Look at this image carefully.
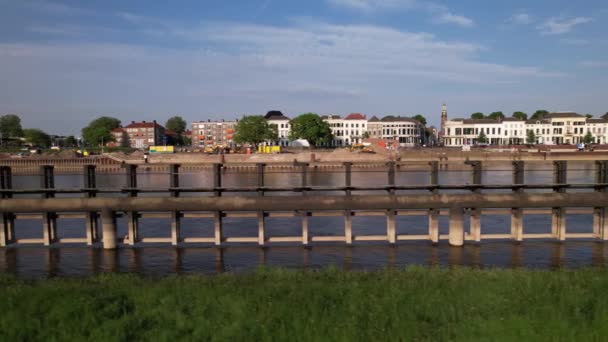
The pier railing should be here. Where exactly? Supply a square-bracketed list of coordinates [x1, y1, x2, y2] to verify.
[1, 160, 608, 249]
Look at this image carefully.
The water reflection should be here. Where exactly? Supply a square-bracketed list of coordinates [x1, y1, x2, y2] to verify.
[1, 242, 606, 278]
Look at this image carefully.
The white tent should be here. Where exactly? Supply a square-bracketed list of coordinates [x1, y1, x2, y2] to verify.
[291, 139, 310, 147]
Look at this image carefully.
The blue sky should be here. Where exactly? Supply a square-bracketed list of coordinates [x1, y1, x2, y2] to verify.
[1, 0, 607, 135]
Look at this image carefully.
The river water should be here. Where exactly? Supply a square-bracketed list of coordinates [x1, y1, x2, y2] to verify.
[3, 161, 607, 278]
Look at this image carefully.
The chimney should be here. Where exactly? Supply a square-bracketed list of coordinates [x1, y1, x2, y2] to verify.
[131, 121, 135, 124]
[143, 120, 146, 123]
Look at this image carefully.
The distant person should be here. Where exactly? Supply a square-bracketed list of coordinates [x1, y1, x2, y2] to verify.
[144, 153, 148, 163]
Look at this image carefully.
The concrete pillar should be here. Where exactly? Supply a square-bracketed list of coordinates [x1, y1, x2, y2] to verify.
[448, 207, 464, 247]
[171, 211, 180, 246]
[345, 210, 352, 244]
[127, 212, 139, 245]
[0, 214, 14, 247]
[214, 211, 223, 246]
[469, 208, 481, 242]
[386, 210, 396, 244]
[85, 212, 97, 246]
[101, 209, 117, 249]
[257, 212, 265, 246]
[301, 212, 309, 245]
[510, 208, 523, 241]
[428, 209, 439, 243]
[593, 208, 608, 240]
[552, 208, 566, 241]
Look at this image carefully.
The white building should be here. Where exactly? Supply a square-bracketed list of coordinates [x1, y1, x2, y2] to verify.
[443, 112, 608, 146]
[264, 111, 291, 147]
[323, 113, 368, 146]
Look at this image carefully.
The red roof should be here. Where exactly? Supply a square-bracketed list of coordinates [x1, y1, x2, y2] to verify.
[345, 113, 366, 120]
[124, 121, 165, 129]
[111, 128, 124, 133]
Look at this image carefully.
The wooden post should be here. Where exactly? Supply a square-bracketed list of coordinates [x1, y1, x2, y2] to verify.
[428, 209, 439, 243]
[0, 166, 14, 246]
[257, 212, 266, 246]
[387, 161, 396, 194]
[125, 164, 138, 246]
[257, 163, 265, 245]
[552, 161, 567, 240]
[101, 208, 117, 249]
[41, 165, 56, 246]
[212, 163, 223, 245]
[465, 161, 481, 242]
[84, 165, 98, 246]
[429, 161, 439, 193]
[345, 210, 352, 244]
[386, 210, 396, 244]
[449, 206, 464, 247]
[344, 162, 352, 195]
[511, 161, 524, 241]
[170, 164, 180, 246]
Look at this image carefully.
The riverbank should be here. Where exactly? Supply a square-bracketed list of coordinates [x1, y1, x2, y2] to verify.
[2, 267, 608, 340]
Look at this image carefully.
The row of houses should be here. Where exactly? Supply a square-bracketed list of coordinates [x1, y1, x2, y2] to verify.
[442, 112, 608, 146]
[111, 120, 193, 149]
[191, 111, 427, 149]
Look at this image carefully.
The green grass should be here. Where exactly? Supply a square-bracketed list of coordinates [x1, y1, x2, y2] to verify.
[2, 266, 608, 341]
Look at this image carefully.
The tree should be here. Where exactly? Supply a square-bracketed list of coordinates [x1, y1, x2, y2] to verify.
[362, 131, 370, 139]
[233, 115, 278, 147]
[0, 114, 24, 138]
[585, 114, 593, 119]
[488, 111, 505, 120]
[412, 114, 427, 126]
[165, 116, 187, 135]
[289, 113, 333, 147]
[64, 136, 78, 147]
[526, 130, 537, 144]
[583, 131, 594, 144]
[530, 110, 549, 121]
[476, 131, 488, 144]
[23, 128, 51, 148]
[512, 111, 528, 121]
[470, 112, 485, 119]
[82, 116, 121, 146]
[182, 136, 192, 146]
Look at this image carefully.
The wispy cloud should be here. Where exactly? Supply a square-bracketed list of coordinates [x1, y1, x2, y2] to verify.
[560, 38, 590, 45]
[326, 0, 416, 11]
[537, 17, 593, 35]
[579, 60, 608, 68]
[435, 12, 474, 27]
[327, 0, 474, 27]
[507, 12, 533, 25]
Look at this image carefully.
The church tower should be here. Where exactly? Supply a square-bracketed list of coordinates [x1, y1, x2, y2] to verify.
[440, 103, 447, 135]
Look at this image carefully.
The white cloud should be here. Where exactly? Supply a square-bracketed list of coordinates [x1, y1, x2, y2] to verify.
[436, 12, 474, 27]
[508, 12, 533, 25]
[579, 60, 608, 68]
[327, 0, 474, 27]
[537, 17, 593, 35]
[327, 0, 416, 11]
[0, 20, 564, 133]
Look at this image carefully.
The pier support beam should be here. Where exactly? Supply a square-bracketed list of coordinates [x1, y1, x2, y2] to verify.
[428, 209, 439, 243]
[257, 212, 266, 246]
[125, 165, 138, 245]
[171, 211, 181, 246]
[449, 207, 464, 247]
[0, 166, 14, 246]
[213, 211, 223, 246]
[469, 208, 481, 242]
[101, 209, 117, 250]
[300, 212, 309, 245]
[593, 208, 608, 240]
[84, 165, 98, 246]
[552, 208, 566, 241]
[41, 165, 56, 245]
[386, 210, 396, 244]
[345, 210, 353, 244]
[511, 208, 523, 241]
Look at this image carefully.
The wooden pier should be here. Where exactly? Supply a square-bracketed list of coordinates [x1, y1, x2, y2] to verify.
[1, 160, 608, 249]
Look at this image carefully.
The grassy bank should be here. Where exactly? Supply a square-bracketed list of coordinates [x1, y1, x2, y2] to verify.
[2, 267, 608, 341]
